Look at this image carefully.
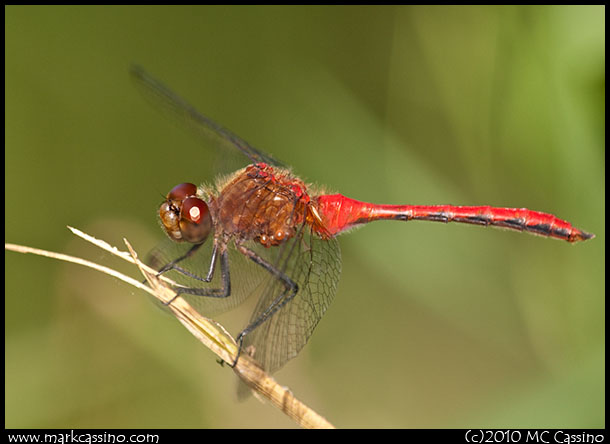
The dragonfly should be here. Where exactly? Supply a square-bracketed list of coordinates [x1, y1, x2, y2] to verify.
[131, 66, 594, 380]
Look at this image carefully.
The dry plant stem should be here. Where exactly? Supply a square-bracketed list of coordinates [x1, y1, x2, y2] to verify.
[5, 227, 335, 429]
[232, 353, 334, 428]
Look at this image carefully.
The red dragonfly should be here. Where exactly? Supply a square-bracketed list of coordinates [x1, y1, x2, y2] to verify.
[132, 66, 594, 378]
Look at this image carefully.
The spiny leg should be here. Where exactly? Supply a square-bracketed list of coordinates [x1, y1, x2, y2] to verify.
[230, 243, 299, 367]
[165, 244, 231, 304]
[157, 242, 220, 283]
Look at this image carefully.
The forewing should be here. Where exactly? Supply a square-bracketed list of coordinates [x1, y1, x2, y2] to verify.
[131, 65, 285, 171]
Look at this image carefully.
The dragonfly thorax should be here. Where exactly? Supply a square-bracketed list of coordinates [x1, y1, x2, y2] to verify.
[213, 163, 311, 247]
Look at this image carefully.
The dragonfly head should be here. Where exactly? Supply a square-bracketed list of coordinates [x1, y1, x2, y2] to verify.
[159, 183, 212, 244]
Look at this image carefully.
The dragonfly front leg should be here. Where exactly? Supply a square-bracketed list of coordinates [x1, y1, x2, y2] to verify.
[164, 244, 232, 304]
[157, 242, 219, 283]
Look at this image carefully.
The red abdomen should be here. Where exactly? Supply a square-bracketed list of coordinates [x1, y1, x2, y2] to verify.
[314, 194, 594, 243]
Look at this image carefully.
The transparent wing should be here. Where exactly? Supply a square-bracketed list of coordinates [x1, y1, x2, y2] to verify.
[131, 65, 285, 170]
[241, 223, 342, 377]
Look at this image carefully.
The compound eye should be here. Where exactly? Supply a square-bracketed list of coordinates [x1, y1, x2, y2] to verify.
[179, 197, 212, 243]
[167, 183, 198, 201]
[159, 183, 211, 243]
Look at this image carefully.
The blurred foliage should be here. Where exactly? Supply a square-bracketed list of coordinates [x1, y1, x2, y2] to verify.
[5, 5, 604, 428]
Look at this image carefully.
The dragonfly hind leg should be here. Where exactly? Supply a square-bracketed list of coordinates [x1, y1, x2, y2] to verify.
[230, 243, 299, 368]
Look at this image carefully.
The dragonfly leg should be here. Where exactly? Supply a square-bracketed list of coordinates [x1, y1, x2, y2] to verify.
[229, 243, 299, 368]
[165, 245, 231, 304]
[155, 242, 220, 283]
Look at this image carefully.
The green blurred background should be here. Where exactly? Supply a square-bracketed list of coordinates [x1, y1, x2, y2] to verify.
[5, 6, 604, 428]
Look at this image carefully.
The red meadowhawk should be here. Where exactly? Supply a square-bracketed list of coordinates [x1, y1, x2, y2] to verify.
[131, 66, 594, 377]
